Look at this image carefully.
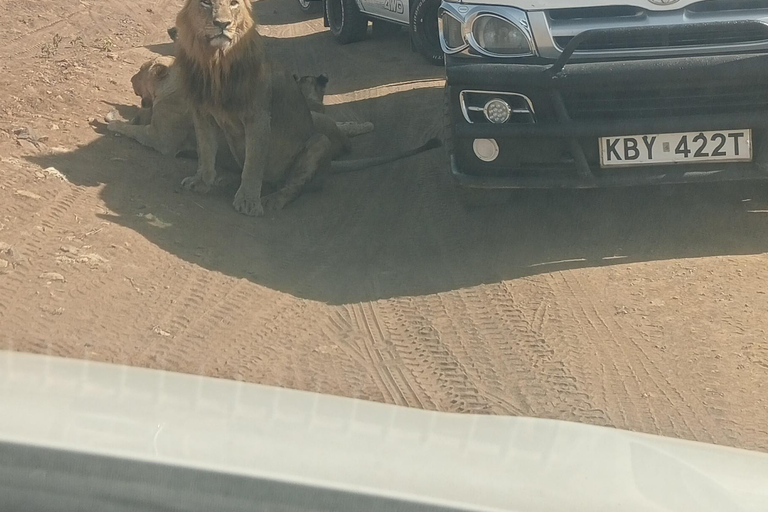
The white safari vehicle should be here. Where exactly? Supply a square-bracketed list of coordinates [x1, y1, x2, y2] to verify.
[299, 0, 444, 64]
[439, 0, 768, 191]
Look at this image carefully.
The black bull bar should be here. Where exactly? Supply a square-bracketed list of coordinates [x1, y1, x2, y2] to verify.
[447, 21, 768, 186]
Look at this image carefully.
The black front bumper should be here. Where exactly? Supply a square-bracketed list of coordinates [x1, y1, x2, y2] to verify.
[446, 51, 768, 188]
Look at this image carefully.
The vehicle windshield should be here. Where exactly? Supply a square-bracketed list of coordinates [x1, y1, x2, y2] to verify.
[1, 0, 768, 496]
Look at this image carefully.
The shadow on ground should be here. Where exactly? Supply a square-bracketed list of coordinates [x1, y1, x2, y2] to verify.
[254, 0, 324, 26]
[29, 83, 768, 304]
[26, 0, 768, 305]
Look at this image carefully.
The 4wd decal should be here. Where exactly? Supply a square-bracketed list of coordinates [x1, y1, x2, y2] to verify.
[383, 0, 404, 14]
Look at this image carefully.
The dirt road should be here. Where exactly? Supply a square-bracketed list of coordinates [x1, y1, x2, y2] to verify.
[1, 0, 768, 452]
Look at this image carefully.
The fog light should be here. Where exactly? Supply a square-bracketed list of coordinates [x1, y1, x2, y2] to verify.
[483, 98, 511, 124]
[473, 138, 500, 162]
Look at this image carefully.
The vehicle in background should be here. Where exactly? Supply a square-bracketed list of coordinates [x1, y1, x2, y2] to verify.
[297, 0, 323, 14]
[301, 0, 444, 64]
[440, 0, 768, 199]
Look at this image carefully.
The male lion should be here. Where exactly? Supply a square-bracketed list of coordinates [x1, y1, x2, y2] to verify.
[169, 4, 437, 215]
[174, 0, 337, 216]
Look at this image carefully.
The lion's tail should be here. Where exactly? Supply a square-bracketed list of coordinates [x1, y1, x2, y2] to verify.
[329, 138, 442, 175]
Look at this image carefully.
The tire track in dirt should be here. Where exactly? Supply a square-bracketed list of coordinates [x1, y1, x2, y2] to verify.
[317, 307, 394, 402]
[516, 274, 622, 425]
[0, 177, 98, 357]
[172, 280, 302, 378]
[479, 279, 609, 425]
[0, 161, 70, 233]
[549, 270, 720, 441]
[205, 297, 383, 400]
[340, 302, 429, 408]
[142, 269, 235, 371]
[430, 289, 529, 416]
[169, 278, 287, 376]
[373, 296, 496, 414]
[303, 305, 392, 400]
[618, 288, 755, 447]
[2, 10, 85, 59]
[547, 270, 673, 432]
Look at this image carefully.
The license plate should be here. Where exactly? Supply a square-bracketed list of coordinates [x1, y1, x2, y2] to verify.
[599, 130, 752, 168]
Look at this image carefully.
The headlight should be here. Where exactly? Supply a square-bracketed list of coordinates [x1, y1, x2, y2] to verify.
[471, 15, 532, 57]
[440, 12, 466, 53]
[439, 3, 535, 58]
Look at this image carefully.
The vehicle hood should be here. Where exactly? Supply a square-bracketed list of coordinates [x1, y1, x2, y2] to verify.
[454, 0, 702, 11]
[1, 350, 768, 512]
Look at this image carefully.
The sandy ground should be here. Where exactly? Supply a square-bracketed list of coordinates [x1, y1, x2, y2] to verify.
[1, 0, 768, 453]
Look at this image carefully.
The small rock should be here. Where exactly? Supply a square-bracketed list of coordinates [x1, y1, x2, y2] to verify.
[152, 326, 171, 337]
[59, 245, 79, 254]
[39, 272, 65, 282]
[77, 253, 108, 265]
[54, 95, 64, 101]
[13, 126, 47, 144]
[15, 189, 42, 200]
[106, 52, 118, 61]
[43, 166, 67, 181]
[140, 213, 171, 229]
[40, 305, 64, 315]
[0, 259, 8, 269]
[50, 123, 59, 130]
[0, 242, 10, 252]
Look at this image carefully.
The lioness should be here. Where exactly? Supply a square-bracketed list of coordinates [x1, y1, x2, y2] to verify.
[106, 56, 197, 158]
[107, 56, 370, 163]
[168, 5, 438, 215]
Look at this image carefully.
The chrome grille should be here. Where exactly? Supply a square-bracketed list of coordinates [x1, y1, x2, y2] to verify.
[554, 22, 768, 51]
[529, 0, 768, 59]
[562, 83, 768, 121]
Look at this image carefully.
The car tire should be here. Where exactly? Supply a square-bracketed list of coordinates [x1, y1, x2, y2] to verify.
[297, 0, 322, 14]
[410, 0, 444, 65]
[326, 0, 369, 44]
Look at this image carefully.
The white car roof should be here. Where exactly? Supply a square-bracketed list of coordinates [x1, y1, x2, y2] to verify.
[2, 350, 768, 512]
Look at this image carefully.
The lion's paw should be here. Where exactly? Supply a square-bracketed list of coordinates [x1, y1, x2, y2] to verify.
[181, 175, 211, 194]
[260, 192, 288, 212]
[233, 189, 264, 217]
